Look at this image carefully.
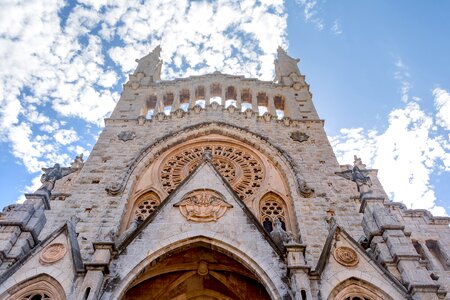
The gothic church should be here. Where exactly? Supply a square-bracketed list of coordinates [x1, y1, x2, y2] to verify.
[0, 47, 449, 300]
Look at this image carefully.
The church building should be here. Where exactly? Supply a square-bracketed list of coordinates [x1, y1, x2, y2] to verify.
[0, 47, 449, 300]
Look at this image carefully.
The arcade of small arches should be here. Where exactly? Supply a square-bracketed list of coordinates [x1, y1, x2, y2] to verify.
[139, 83, 289, 120]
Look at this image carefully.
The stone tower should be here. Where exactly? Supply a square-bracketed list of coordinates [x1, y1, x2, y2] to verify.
[0, 47, 449, 300]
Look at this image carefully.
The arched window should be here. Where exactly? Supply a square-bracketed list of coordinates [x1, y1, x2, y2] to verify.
[273, 95, 286, 119]
[257, 92, 269, 116]
[329, 278, 394, 300]
[146, 94, 157, 119]
[163, 92, 174, 115]
[133, 192, 161, 222]
[241, 88, 252, 111]
[179, 89, 190, 111]
[195, 86, 205, 107]
[6, 274, 66, 300]
[260, 193, 287, 233]
[210, 83, 222, 105]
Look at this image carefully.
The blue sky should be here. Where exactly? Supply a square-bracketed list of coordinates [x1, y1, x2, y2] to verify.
[0, 0, 449, 215]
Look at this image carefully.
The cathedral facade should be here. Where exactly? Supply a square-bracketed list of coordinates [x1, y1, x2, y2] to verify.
[0, 47, 449, 300]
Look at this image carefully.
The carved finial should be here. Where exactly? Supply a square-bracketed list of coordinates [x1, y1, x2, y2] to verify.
[134, 46, 163, 81]
[71, 153, 84, 169]
[353, 155, 366, 170]
[274, 47, 303, 88]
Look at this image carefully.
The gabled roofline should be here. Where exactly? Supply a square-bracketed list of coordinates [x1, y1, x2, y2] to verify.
[115, 158, 285, 258]
[313, 220, 409, 297]
[0, 219, 84, 285]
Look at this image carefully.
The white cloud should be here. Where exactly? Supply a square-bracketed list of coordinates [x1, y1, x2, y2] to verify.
[0, 0, 288, 205]
[331, 20, 343, 35]
[331, 99, 449, 216]
[433, 88, 450, 130]
[54, 129, 79, 145]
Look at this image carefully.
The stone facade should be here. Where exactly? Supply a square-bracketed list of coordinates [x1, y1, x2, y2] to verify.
[0, 47, 449, 300]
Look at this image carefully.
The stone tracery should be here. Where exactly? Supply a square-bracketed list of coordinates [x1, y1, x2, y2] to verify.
[160, 142, 265, 200]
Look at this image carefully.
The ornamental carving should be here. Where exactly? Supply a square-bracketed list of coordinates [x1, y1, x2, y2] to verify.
[290, 131, 309, 143]
[118, 131, 136, 142]
[333, 246, 359, 267]
[39, 243, 67, 265]
[160, 142, 265, 200]
[174, 189, 232, 222]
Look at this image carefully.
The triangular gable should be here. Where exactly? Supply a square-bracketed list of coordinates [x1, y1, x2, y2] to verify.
[314, 220, 409, 299]
[0, 219, 83, 290]
[116, 159, 283, 257]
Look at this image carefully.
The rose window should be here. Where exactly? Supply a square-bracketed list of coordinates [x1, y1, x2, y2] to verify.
[160, 143, 265, 200]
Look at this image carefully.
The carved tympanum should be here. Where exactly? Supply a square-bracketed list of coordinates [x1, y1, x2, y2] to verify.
[160, 142, 265, 200]
[174, 189, 232, 222]
[333, 246, 359, 267]
[40, 243, 67, 265]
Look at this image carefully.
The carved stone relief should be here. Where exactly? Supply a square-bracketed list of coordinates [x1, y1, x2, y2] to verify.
[290, 131, 309, 143]
[39, 243, 67, 265]
[118, 131, 136, 142]
[174, 189, 232, 222]
[333, 246, 359, 267]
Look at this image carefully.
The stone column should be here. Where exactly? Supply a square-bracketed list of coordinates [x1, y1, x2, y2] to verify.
[251, 90, 258, 113]
[286, 244, 312, 300]
[236, 87, 242, 110]
[267, 93, 276, 115]
[189, 87, 196, 109]
[171, 89, 180, 112]
[205, 84, 211, 105]
[155, 90, 164, 113]
[77, 242, 114, 300]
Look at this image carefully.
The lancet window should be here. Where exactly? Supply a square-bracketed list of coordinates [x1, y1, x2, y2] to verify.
[257, 92, 269, 116]
[241, 88, 252, 111]
[195, 86, 206, 107]
[274, 95, 286, 119]
[163, 92, 174, 114]
[225, 86, 237, 107]
[179, 89, 190, 111]
[210, 83, 222, 104]
[133, 192, 161, 222]
[260, 193, 287, 233]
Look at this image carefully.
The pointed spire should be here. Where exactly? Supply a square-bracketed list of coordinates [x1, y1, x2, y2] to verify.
[273, 47, 304, 89]
[134, 45, 163, 81]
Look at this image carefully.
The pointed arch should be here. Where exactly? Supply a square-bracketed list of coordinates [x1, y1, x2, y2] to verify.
[108, 236, 285, 300]
[115, 122, 310, 224]
[259, 191, 290, 233]
[328, 278, 394, 300]
[4, 274, 66, 300]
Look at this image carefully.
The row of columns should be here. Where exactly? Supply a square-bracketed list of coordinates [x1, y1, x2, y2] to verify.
[149, 87, 284, 117]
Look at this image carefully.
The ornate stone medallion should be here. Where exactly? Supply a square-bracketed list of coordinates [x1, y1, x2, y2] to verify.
[174, 189, 232, 222]
[160, 142, 265, 200]
[40, 243, 67, 265]
[333, 246, 359, 267]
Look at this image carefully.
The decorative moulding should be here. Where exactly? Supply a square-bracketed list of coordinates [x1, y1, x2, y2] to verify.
[174, 189, 233, 222]
[39, 243, 67, 265]
[333, 246, 359, 267]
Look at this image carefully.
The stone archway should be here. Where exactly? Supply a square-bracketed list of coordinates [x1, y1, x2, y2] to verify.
[122, 243, 272, 300]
